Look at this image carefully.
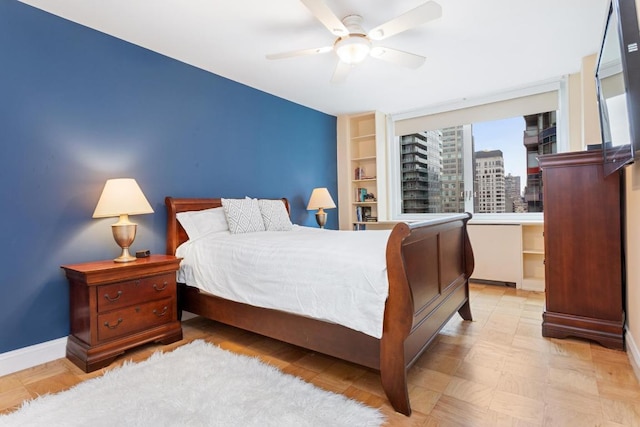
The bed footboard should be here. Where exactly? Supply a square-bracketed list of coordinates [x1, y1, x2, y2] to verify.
[381, 213, 474, 415]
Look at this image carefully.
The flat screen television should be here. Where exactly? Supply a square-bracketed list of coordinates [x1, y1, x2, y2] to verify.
[596, 0, 640, 176]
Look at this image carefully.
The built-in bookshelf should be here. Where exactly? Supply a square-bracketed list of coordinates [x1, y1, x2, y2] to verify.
[337, 111, 387, 230]
[521, 223, 545, 291]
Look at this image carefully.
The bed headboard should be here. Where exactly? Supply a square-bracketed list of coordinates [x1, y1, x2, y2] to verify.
[164, 197, 290, 255]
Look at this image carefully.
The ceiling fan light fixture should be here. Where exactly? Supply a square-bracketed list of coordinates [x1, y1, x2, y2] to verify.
[334, 36, 371, 65]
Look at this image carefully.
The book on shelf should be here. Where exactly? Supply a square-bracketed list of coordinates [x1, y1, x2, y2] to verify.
[354, 167, 376, 181]
[355, 206, 375, 223]
[362, 206, 372, 220]
[354, 187, 368, 202]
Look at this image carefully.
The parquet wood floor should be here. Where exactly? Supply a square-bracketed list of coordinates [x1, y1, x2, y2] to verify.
[1, 283, 639, 426]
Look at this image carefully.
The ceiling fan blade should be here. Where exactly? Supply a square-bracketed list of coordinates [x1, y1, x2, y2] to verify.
[300, 0, 349, 36]
[370, 46, 426, 68]
[266, 46, 333, 60]
[331, 61, 352, 84]
[368, 1, 442, 41]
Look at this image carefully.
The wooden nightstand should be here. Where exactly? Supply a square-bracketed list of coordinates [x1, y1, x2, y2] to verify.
[61, 254, 183, 372]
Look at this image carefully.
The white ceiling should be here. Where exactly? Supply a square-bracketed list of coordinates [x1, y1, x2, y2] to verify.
[20, 0, 609, 116]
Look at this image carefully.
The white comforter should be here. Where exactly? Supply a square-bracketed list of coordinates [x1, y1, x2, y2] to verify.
[176, 226, 392, 338]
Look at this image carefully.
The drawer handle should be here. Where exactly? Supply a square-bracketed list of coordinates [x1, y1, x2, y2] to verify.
[104, 291, 123, 302]
[153, 282, 168, 292]
[153, 306, 168, 317]
[104, 318, 123, 329]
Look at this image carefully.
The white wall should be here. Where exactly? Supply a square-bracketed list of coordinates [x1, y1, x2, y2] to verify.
[468, 224, 522, 287]
[628, 0, 640, 381]
[624, 158, 640, 376]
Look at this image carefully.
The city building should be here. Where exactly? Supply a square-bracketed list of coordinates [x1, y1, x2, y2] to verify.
[400, 131, 443, 213]
[504, 173, 527, 213]
[475, 150, 506, 213]
[441, 126, 467, 213]
[523, 111, 557, 212]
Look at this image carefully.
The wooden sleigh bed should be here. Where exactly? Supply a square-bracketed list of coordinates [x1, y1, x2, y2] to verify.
[165, 197, 474, 416]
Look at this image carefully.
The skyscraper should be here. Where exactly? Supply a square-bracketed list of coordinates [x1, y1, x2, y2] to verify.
[400, 131, 442, 213]
[504, 173, 527, 213]
[441, 126, 467, 213]
[475, 150, 506, 213]
[523, 111, 557, 212]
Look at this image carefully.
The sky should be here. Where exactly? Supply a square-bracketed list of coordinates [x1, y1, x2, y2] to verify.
[472, 116, 527, 193]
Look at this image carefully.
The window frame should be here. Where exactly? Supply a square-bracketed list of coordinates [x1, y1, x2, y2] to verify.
[386, 78, 568, 224]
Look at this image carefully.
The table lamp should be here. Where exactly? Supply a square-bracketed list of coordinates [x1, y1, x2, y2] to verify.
[93, 178, 154, 262]
[306, 187, 336, 228]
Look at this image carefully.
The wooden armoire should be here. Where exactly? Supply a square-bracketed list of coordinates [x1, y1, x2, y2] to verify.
[539, 150, 625, 350]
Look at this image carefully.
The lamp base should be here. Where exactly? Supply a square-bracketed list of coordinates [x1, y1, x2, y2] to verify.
[315, 210, 327, 229]
[114, 248, 137, 263]
[112, 222, 137, 263]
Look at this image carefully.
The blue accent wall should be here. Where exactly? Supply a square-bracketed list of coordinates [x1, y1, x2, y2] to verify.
[0, 1, 337, 353]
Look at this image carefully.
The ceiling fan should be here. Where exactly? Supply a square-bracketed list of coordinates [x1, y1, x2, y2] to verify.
[266, 0, 442, 83]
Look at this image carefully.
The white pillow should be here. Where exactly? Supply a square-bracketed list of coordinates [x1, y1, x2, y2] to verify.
[221, 197, 266, 234]
[259, 199, 293, 231]
[176, 207, 229, 240]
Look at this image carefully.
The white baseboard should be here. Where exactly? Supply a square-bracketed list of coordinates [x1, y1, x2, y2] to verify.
[0, 337, 67, 377]
[0, 314, 199, 378]
[626, 330, 640, 382]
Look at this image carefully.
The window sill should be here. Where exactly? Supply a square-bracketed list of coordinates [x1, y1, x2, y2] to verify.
[394, 212, 543, 225]
[468, 213, 543, 225]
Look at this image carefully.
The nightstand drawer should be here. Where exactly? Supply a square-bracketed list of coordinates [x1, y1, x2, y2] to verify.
[98, 297, 174, 342]
[97, 273, 176, 313]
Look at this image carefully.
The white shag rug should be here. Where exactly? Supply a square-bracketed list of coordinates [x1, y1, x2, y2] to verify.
[0, 340, 384, 427]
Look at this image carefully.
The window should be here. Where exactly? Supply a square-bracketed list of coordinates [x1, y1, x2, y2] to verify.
[389, 83, 564, 220]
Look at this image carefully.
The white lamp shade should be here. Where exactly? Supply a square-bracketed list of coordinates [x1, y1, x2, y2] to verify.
[93, 178, 154, 218]
[307, 188, 336, 210]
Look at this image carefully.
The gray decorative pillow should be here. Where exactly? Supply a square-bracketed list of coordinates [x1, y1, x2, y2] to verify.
[221, 198, 266, 234]
[259, 199, 293, 231]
